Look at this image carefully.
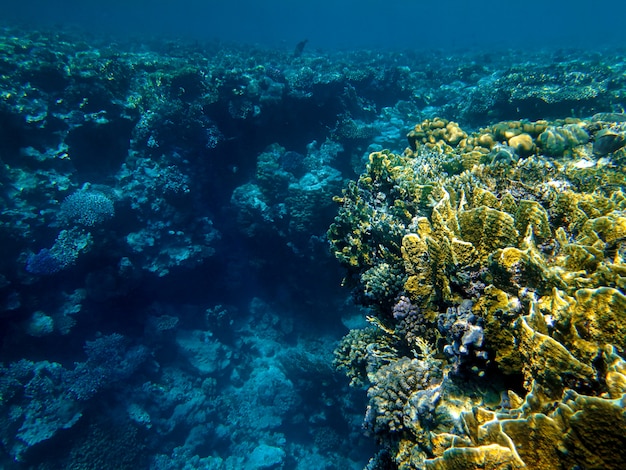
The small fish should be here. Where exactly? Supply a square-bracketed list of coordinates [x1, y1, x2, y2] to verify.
[592, 128, 626, 156]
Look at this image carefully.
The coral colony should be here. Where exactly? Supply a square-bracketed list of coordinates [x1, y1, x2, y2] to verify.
[330, 117, 626, 468]
[0, 24, 626, 470]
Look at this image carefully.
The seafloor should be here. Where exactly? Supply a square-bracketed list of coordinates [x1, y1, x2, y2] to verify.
[0, 25, 625, 469]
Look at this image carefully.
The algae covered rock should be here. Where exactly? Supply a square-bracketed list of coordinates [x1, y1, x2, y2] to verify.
[330, 116, 626, 469]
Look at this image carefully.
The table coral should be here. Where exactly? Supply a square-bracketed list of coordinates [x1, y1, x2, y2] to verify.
[330, 115, 626, 469]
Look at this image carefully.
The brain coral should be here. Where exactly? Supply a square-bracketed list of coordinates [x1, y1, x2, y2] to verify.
[330, 116, 626, 469]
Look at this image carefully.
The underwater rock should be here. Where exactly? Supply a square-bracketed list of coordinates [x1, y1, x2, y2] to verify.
[175, 329, 231, 375]
[248, 443, 286, 469]
[24, 311, 54, 337]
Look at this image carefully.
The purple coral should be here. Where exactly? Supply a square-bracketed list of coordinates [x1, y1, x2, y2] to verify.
[25, 248, 63, 275]
[438, 300, 487, 364]
[25, 229, 93, 275]
[392, 295, 418, 319]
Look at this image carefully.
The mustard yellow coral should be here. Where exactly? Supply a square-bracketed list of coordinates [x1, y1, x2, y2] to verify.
[330, 115, 626, 470]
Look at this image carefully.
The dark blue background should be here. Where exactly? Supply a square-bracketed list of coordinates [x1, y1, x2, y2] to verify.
[5, 0, 626, 50]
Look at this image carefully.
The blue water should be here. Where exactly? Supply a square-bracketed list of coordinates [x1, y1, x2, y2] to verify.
[5, 0, 626, 50]
[1, 1, 625, 469]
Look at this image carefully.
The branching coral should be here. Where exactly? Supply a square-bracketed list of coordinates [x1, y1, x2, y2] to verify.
[58, 188, 115, 227]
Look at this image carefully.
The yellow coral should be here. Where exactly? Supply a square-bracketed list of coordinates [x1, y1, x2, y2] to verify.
[425, 444, 522, 470]
[517, 314, 595, 393]
[331, 116, 626, 470]
[402, 231, 437, 306]
[514, 200, 551, 240]
[508, 133, 534, 156]
[570, 287, 626, 352]
[458, 206, 518, 258]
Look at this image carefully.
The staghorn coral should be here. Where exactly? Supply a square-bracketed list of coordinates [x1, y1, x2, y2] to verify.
[330, 115, 626, 469]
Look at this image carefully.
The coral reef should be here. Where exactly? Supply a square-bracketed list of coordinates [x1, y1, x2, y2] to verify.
[0, 334, 147, 461]
[330, 116, 626, 469]
[230, 141, 345, 254]
[2, 24, 626, 470]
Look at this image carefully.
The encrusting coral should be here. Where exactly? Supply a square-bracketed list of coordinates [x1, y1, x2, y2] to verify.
[330, 116, 626, 469]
